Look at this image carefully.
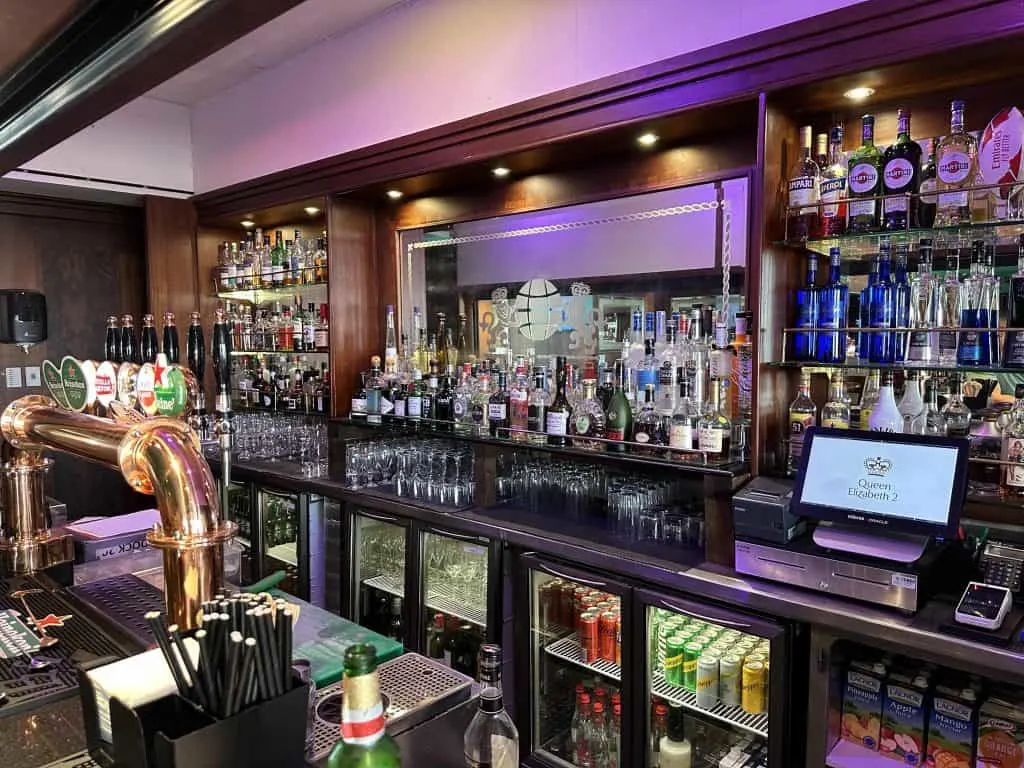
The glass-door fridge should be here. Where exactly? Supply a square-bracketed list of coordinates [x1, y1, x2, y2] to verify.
[417, 525, 501, 677]
[637, 587, 792, 768]
[225, 480, 255, 585]
[351, 507, 411, 647]
[517, 552, 632, 767]
[256, 486, 324, 602]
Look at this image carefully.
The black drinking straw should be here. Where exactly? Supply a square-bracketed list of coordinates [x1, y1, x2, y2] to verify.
[145, 611, 188, 698]
[168, 624, 206, 710]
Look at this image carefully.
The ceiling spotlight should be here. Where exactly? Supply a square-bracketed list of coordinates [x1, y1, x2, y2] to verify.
[492, 166, 511, 178]
[843, 86, 876, 101]
[386, 189, 403, 200]
[303, 206, 320, 216]
[637, 132, 659, 147]
[240, 219, 255, 228]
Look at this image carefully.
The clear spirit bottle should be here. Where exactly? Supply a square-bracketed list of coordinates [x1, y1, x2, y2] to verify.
[869, 239, 895, 363]
[898, 369, 925, 431]
[868, 370, 903, 433]
[384, 304, 398, 375]
[464, 645, 518, 768]
[847, 114, 883, 233]
[821, 371, 851, 429]
[858, 370, 881, 430]
[816, 247, 848, 364]
[935, 99, 978, 227]
[794, 253, 818, 361]
[1004, 234, 1024, 368]
[942, 375, 972, 438]
[938, 247, 963, 366]
[818, 124, 848, 237]
[787, 125, 821, 240]
[572, 379, 606, 451]
[911, 379, 947, 435]
[882, 108, 923, 230]
[669, 378, 700, 458]
[698, 379, 732, 462]
[958, 241, 988, 366]
[787, 372, 817, 474]
[908, 238, 938, 365]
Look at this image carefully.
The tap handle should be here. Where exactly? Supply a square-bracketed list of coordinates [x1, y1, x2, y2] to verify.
[212, 307, 232, 414]
[187, 311, 206, 382]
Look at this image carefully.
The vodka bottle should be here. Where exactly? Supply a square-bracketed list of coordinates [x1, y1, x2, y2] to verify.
[892, 243, 912, 362]
[869, 239, 895, 363]
[787, 372, 817, 474]
[958, 240, 988, 366]
[941, 375, 972, 438]
[937, 248, 963, 366]
[793, 253, 819, 361]
[464, 645, 518, 768]
[816, 247, 848, 364]
[908, 238, 938, 365]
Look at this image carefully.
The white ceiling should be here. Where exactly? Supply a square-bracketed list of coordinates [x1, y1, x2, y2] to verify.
[146, 0, 408, 106]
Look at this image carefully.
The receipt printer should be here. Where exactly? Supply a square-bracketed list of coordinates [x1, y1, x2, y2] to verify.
[732, 476, 805, 544]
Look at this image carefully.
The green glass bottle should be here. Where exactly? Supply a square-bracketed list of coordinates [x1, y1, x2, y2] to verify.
[325, 645, 401, 768]
[604, 360, 633, 452]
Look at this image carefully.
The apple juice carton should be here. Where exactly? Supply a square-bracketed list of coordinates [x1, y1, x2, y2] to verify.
[842, 658, 887, 750]
[926, 678, 980, 768]
[880, 667, 930, 765]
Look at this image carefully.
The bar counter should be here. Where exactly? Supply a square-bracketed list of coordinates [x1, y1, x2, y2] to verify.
[217, 455, 1024, 683]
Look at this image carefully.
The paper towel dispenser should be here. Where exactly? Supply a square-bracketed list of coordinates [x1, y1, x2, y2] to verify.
[0, 290, 47, 349]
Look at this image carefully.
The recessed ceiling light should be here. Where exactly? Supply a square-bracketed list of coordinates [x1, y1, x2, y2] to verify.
[637, 132, 659, 147]
[843, 86, 876, 101]
[240, 219, 255, 228]
[492, 166, 511, 178]
[303, 206, 320, 216]
[386, 189, 403, 200]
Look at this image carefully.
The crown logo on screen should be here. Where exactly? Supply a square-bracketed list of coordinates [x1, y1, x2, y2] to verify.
[864, 456, 893, 477]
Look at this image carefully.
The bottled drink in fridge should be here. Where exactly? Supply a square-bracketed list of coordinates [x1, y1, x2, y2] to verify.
[388, 597, 403, 642]
[464, 644, 518, 768]
[325, 645, 401, 768]
[658, 704, 692, 768]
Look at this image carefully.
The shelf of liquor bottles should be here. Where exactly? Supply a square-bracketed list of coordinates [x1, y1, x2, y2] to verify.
[231, 349, 329, 358]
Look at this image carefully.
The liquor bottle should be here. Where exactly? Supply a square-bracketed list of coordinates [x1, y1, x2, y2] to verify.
[508, 366, 529, 441]
[911, 379, 947, 435]
[942, 375, 972, 438]
[882, 108, 923, 230]
[867, 370, 903, 433]
[816, 247, 848, 364]
[546, 356, 572, 447]
[637, 338, 660, 394]
[292, 302, 305, 352]
[387, 597, 403, 641]
[815, 131, 828, 169]
[393, 380, 407, 423]
[632, 384, 664, 454]
[650, 703, 669, 768]
[734, 311, 754, 423]
[160, 311, 180, 364]
[452, 364, 472, 434]
[291, 229, 303, 286]
[271, 231, 286, 287]
[597, 367, 615, 411]
[406, 370, 423, 425]
[464, 644, 518, 768]
[669, 378, 699, 457]
[786, 125, 820, 240]
[908, 238, 938, 364]
[847, 114, 883, 233]
[525, 368, 548, 445]
[958, 241, 988, 366]
[379, 304, 398, 376]
[898, 369, 925, 430]
[985, 243, 1000, 366]
[426, 612, 447, 661]
[604, 361, 632, 452]
[938, 247, 963, 366]
[104, 315, 121, 362]
[365, 356, 384, 425]
[919, 138, 938, 228]
[858, 256, 879, 363]
[858, 370, 881, 430]
[935, 100, 978, 227]
[488, 372, 510, 439]
[436, 375, 454, 431]
[325, 645, 401, 768]
[821, 371, 851, 429]
[572, 379, 606, 450]
[1002, 385, 1024, 498]
[455, 313, 471, 367]
[658, 704, 693, 768]
[787, 372, 817, 474]
[140, 314, 159, 364]
[471, 371, 491, 437]
[315, 304, 330, 350]
[698, 379, 731, 461]
[304, 303, 317, 351]
[422, 362, 439, 426]
[869, 239, 895, 363]
[1004, 235, 1024, 367]
[794, 253, 818, 361]
[892, 243, 911, 362]
[818, 125, 848, 237]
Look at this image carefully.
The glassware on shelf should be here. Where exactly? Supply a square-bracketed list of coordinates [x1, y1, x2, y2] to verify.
[344, 436, 475, 508]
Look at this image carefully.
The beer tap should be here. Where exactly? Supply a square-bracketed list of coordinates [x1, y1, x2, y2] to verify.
[186, 311, 208, 440]
[212, 307, 233, 517]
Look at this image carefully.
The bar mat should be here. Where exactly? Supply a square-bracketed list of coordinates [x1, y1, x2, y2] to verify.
[0, 575, 129, 718]
[69, 574, 165, 647]
[39, 751, 100, 768]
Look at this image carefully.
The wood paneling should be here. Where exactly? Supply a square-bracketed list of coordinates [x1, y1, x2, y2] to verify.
[327, 199, 379, 416]
[0, 192, 148, 517]
[145, 196, 199, 325]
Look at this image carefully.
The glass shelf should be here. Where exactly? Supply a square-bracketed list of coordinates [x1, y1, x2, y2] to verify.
[216, 280, 328, 304]
[765, 360, 1022, 375]
[231, 349, 328, 358]
[363, 573, 487, 627]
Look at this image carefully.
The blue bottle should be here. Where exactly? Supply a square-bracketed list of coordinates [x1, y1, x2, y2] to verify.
[958, 241, 987, 366]
[816, 247, 848, 364]
[794, 253, 818, 361]
[869, 239, 895, 363]
[859, 256, 879, 362]
[891, 243, 911, 362]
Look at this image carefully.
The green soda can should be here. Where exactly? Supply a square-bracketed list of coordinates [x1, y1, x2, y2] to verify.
[683, 641, 703, 691]
[664, 634, 686, 685]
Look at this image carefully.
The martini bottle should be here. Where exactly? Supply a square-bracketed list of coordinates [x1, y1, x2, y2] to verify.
[326, 645, 401, 768]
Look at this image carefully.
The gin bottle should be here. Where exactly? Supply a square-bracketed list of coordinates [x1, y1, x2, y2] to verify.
[794, 253, 818, 361]
[821, 371, 851, 429]
[935, 100, 978, 227]
[847, 114, 883, 233]
[892, 243, 912, 362]
[858, 256, 879, 362]
[787, 125, 821, 240]
[937, 248, 962, 366]
[787, 371, 817, 474]
[816, 247, 848, 364]
[869, 239, 895, 363]
[907, 238, 938, 364]
[957, 241, 987, 366]
[697, 379, 731, 462]
[669, 378, 700, 457]
[984, 243, 1000, 365]
[1004, 234, 1024, 368]
[818, 125, 848, 237]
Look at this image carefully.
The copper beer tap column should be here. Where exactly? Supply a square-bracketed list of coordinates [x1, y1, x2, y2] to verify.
[1, 395, 236, 629]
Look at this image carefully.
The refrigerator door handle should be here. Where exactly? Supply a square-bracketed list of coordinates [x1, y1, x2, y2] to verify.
[428, 527, 484, 544]
[358, 510, 399, 524]
[536, 563, 607, 588]
[658, 599, 752, 629]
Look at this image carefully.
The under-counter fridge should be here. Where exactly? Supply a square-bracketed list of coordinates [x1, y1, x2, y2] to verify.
[224, 480, 256, 585]
[255, 486, 325, 604]
[515, 551, 799, 767]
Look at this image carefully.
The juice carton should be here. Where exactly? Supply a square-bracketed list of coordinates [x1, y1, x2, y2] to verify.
[977, 696, 1024, 768]
[842, 659, 887, 751]
[926, 678, 980, 768]
[880, 667, 930, 765]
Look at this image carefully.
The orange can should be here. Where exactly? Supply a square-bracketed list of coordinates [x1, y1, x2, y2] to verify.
[580, 610, 600, 662]
[599, 611, 617, 662]
[615, 612, 622, 666]
[559, 582, 575, 627]
[573, 586, 590, 630]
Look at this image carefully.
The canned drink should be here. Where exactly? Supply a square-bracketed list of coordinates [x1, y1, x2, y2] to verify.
[687, 620, 706, 633]
[658, 620, 672, 666]
[710, 640, 733, 656]
[558, 582, 575, 627]
[615, 613, 622, 667]
[665, 634, 686, 685]
[701, 626, 721, 639]
[745, 652, 768, 667]
[735, 641, 757, 657]
[720, 654, 742, 707]
[721, 629, 741, 642]
[599, 611, 617, 663]
[573, 586, 590, 628]
[697, 654, 720, 709]
[742, 660, 766, 714]
[683, 641, 703, 691]
[538, 581, 555, 632]
[580, 610, 600, 663]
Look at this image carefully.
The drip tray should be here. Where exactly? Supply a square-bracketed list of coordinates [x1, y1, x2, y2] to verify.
[39, 751, 101, 768]
[69, 574, 165, 648]
[310, 653, 473, 760]
[0, 576, 130, 717]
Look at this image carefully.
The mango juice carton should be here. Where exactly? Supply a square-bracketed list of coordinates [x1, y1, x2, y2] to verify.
[926, 679, 980, 768]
